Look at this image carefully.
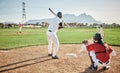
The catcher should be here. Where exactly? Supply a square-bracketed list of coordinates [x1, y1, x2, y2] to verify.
[80, 33, 116, 70]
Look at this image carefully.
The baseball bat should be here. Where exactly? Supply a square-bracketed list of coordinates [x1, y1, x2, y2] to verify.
[48, 8, 57, 17]
[48, 8, 70, 27]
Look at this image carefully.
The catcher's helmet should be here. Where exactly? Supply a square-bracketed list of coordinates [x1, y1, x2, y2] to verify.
[93, 33, 102, 40]
[57, 12, 62, 18]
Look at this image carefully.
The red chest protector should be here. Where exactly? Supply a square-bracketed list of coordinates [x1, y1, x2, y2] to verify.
[87, 43, 112, 63]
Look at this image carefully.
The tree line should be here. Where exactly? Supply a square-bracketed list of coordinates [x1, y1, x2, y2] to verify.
[0, 22, 120, 29]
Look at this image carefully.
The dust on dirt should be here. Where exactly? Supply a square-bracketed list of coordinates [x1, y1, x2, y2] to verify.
[0, 44, 120, 73]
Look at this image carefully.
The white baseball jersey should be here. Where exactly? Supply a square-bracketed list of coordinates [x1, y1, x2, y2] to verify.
[47, 17, 62, 33]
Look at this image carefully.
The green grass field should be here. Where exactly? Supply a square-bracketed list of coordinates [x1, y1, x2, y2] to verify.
[0, 27, 120, 49]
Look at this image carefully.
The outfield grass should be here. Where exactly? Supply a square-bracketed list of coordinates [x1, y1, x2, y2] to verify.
[0, 27, 120, 49]
[104, 28, 120, 46]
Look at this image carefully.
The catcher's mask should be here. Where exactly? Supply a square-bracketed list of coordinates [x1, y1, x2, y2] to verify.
[57, 12, 62, 18]
[93, 33, 102, 40]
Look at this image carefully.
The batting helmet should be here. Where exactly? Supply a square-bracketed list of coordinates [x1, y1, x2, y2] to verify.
[57, 12, 62, 18]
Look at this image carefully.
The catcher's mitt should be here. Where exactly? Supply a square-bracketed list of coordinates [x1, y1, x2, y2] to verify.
[58, 22, 63, 29]
[82, 40, 88, 45]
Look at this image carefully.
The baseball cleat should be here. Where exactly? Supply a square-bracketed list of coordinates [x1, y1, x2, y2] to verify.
[103, 66, 110, 70]
[52, 56, 59, 59]
[48, 54, 52, 56]
[88, 65, 98, 70]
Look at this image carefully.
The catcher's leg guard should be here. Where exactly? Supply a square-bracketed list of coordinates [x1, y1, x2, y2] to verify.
[89, 53, 98, 70]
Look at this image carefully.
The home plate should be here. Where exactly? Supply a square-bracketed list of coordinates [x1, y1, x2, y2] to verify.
[65, 53, 78, 57]
[0, 50, 10, 53]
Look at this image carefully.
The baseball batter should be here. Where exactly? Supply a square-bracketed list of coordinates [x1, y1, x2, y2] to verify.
[46, 12, 64, 59]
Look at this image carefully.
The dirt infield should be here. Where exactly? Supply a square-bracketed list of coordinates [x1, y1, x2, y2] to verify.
[0, 44, 120, 73]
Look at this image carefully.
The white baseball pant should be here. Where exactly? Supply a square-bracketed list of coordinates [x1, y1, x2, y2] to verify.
[47, 31, 59, 57]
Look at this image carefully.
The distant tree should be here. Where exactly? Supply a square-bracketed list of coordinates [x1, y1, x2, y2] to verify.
[93, 23, 98, 27]
[0, 23, 4, 28]
[112, 23, 117, 26]
[41, 22, 49, 27]
[85, 23, 88, 26]
[34, 22, 40, 26]
[111, 23, 120, 28]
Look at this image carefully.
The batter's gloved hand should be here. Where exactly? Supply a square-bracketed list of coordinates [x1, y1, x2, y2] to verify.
[58, 22, 63, 29]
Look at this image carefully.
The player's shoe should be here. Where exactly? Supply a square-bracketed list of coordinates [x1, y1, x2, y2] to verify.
[103, 66, 110, 70]
[89, 65, 98, 70]
[48, 54, 52, 56]
[52, 56, 59, 59]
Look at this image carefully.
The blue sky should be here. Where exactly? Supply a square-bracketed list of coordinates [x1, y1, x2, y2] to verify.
[0, 0, 120, 24]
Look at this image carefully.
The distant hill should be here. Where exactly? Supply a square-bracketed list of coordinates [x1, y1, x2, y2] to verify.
[3, 22, 17, 24]
[27, 13, 102, 24]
